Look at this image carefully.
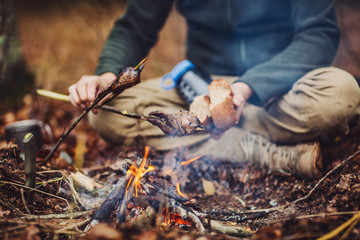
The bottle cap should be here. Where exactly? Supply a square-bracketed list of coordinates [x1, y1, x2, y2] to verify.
[161, 60, 195, 90]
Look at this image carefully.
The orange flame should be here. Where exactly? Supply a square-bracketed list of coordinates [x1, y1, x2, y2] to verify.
[125, 146, 155, 197]
[176, 183, 183, 197]
[180, 155, 202, 167]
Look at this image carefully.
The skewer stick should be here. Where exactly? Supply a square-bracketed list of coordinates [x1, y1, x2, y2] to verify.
[40, 58, 147, 163]
[36, 89, 146, 120]
[36, 89, 70, 102]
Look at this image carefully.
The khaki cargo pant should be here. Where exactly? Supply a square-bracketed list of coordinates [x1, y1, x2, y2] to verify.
[89, 67, 360, 155]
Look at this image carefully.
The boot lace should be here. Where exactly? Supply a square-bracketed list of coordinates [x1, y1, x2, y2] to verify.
[240, 133, 297, 174]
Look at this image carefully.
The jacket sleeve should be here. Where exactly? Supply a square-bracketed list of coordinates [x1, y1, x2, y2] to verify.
[95, 0, 174, 76]
[236, 0, 339, 106]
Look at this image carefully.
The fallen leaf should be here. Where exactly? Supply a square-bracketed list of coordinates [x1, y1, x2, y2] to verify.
[71, 171, 103, 192]
[201, 178, 215, 196]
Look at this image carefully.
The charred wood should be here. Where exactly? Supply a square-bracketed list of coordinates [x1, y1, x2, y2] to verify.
[90, 176, 128, 223]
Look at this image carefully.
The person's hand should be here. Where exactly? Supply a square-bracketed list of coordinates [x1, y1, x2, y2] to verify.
[231, 82, 253, 120]
[199, 81, 252, 139]
[68, 72, 117, 113]
[210, 82, 252, 139]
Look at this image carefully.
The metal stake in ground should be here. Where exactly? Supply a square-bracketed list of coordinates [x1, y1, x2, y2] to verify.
[44, 57, 148, 163]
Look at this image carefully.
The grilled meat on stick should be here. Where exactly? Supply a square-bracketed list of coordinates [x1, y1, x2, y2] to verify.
[38, 63, 205, 163]
[38, 76, 239, 142]
[39, 63, 238, 149]
[37, 90, 205, 138]
[44, 57, 148, 162]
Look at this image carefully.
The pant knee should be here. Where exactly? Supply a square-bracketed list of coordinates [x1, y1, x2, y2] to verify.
[324, 67, 359, 99]
[258, 67, 360, 143]
[88, 110, 134, 144]
[315, 67, 360, 115]
[298, 67, 360, 136]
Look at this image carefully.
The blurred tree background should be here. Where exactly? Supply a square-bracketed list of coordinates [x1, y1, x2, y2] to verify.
[1, 0, 186, 109]
[0, 0, 34, 109]
[1, 0, 359, 110]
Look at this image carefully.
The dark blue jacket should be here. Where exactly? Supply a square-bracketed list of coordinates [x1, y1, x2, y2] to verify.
[96, 0, 339, 106]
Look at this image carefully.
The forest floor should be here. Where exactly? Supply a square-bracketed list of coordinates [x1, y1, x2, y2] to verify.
[1, 94, 360, 240]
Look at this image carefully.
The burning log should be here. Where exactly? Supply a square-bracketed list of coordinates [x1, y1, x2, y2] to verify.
[85, 146, 207, 232]
[83, 146, 256, 237]
[88, 176, 128, 225]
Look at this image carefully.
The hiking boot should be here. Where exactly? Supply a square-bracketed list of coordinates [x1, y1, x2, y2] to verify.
[189, 128, 323, 178]
[239, 133, 323, 178]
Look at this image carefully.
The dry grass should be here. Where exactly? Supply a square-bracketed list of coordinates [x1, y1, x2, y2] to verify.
[15, 0, 186, 93]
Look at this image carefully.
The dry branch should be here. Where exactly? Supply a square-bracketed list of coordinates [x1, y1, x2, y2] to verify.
[208, 219, 253, 237]
[20, 211, 94, 220]
[90, 176, 128, 224]
[44, 58, 147, 163]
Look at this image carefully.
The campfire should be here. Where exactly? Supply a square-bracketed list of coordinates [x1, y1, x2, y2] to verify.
[84, 146, 252, 237]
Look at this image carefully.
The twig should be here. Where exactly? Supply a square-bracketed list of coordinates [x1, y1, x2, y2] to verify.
[339, 217, 360, 240]
[89, 175, 128, 223]
[118, 183, 134, 223]
[176, 204, 206, 233]
[20, 188, 31, 214]
[100, 105, 146, 120]
[55, 218, 91, 234]
[292, 149, 360, 206]
[0, 224, 28, 236]
[44, 97, 103, 164]
[317, 212, 360, 240]
[238, 149, 360, 216]
[208, 219, 253, 237]
[63, 174, 86, 208]
[20, 210, 94, 219]
[0, 198, 25, 215]
[43, 58, 147, 163]
[0, 180, 73, 213]
[264, 211, 360, 224]
[145, 182, 188, 203]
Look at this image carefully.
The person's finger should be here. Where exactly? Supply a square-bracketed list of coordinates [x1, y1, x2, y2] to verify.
[87, 78, 97, 103]
[235, 103, 244, 122]
[68, 84, 81, 107]
[77, 80, 89, 103]
[232, 94, 243, 107]
[232, 94, 245, 121]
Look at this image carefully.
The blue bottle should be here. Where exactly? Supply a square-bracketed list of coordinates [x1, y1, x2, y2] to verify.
[161, 60, 212, 104]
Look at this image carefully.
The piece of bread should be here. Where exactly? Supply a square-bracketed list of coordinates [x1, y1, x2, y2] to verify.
[189, 94, 211, 126]
[208, 79, 238, 131]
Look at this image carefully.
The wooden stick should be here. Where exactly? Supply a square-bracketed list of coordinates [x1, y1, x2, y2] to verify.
[317, 212, 360, 240]
[88, 176, 128, 225]
[43, 58, 147, 163]
[20, 188, 31, 214]
[36, 89, 146, 120]
[0, 180, 73, 213]
[292, 148, 360, 206]
[44, 98, 102, 163]
[207, 219, 253, 237]
[36, 89, 70, 102]
[20, 210, 94, 219]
